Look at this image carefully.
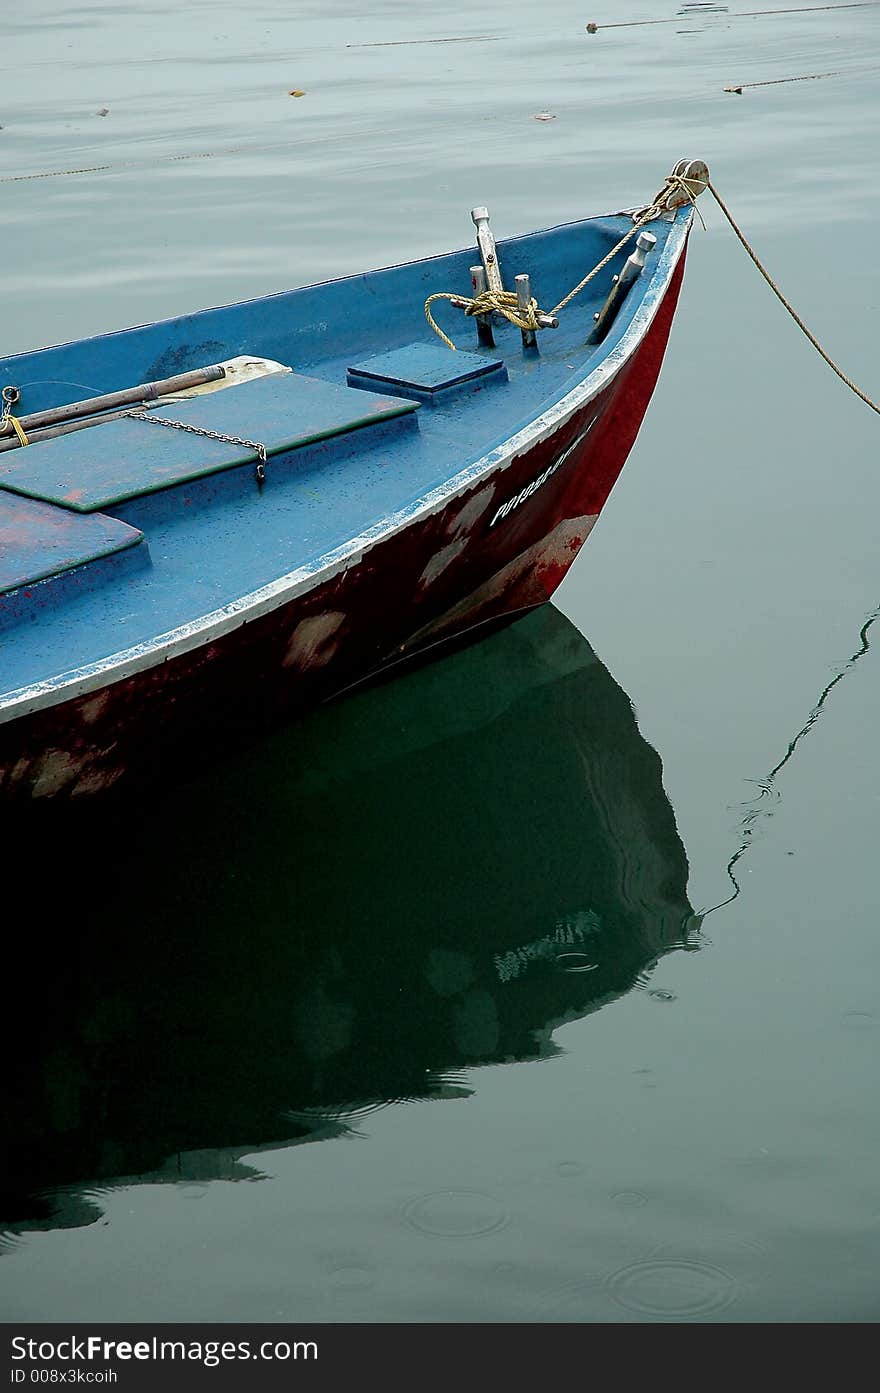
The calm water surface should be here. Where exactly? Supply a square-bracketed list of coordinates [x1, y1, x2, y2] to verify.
[1, 0, 879, 1323]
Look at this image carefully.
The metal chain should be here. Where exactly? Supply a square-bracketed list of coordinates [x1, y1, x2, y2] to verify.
[126, 408, 268, 486]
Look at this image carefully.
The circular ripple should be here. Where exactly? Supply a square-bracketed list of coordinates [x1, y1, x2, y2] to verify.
[612, 1190, 649, 1210]
[608, 1258, 738, 1319]
[401, 1190, 510, 1239]
[555, 953, 598, 974]
[556, 1161, 584, 1178]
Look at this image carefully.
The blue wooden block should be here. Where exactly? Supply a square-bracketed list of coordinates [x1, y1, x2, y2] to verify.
[347, 342, 507, 404]
[0, 373, 419, 513]
[0, 491, 143, 595]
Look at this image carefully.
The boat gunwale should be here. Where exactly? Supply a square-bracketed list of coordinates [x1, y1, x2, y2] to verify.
[0, 207, 692, 723]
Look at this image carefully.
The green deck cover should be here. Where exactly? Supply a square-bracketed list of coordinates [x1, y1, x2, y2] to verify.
[0, 373, 419, 513]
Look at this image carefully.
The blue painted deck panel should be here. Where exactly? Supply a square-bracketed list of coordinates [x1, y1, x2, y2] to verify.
[348, 342, 507, 403]
[0, 374, 419, 513]
[0, 492, 143, 595]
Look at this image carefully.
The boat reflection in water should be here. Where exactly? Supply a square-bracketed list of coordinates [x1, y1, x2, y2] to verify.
[1, 605, 697, 1242]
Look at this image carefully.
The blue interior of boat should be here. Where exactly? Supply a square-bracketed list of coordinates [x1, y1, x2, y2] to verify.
[0, 209, 686, 696]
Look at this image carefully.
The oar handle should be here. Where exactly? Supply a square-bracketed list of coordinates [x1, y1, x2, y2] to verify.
[0, 365, 226, 437]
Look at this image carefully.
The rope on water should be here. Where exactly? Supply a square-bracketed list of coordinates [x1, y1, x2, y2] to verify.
[0, 138, 310, 185]
[705, 177, 880, 415]
[587, 2, 880, 29]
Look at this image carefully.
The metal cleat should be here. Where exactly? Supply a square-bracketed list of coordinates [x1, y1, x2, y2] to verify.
[470, 264, 495, 348]
[587, 231, 657, 346]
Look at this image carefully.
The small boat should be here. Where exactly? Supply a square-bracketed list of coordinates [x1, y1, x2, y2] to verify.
[0, 160, 706, 798]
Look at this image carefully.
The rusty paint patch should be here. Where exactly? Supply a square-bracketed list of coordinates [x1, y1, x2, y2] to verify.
[419, 539, 468, 587]
[71, 763, 126, 796]
[445, 485, 493, 539]
[404, 515, 598, 652]
[79, 691, 111, 725]
[29, 748, 82, 799]
[282, 610, 347, 671]
[1, 756, 33, 793]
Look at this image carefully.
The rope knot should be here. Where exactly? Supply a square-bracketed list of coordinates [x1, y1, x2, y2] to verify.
[425, 287, 544, 349]
[634, 160, 710, 227]
[466, 290, 541, 330]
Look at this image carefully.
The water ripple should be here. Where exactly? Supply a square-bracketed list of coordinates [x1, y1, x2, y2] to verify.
[555, 952, 599, 974]
[612, 1190, 650, 1210]
[607, 1257, 739, 1319]
[400, 1190, 511, 1239]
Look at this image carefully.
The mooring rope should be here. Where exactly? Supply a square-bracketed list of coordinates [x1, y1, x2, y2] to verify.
[705, 177, 880, 415]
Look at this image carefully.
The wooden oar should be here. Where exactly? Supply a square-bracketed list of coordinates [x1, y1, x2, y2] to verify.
[0, 364, 226, 441]
[0, 403, 175, 454]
